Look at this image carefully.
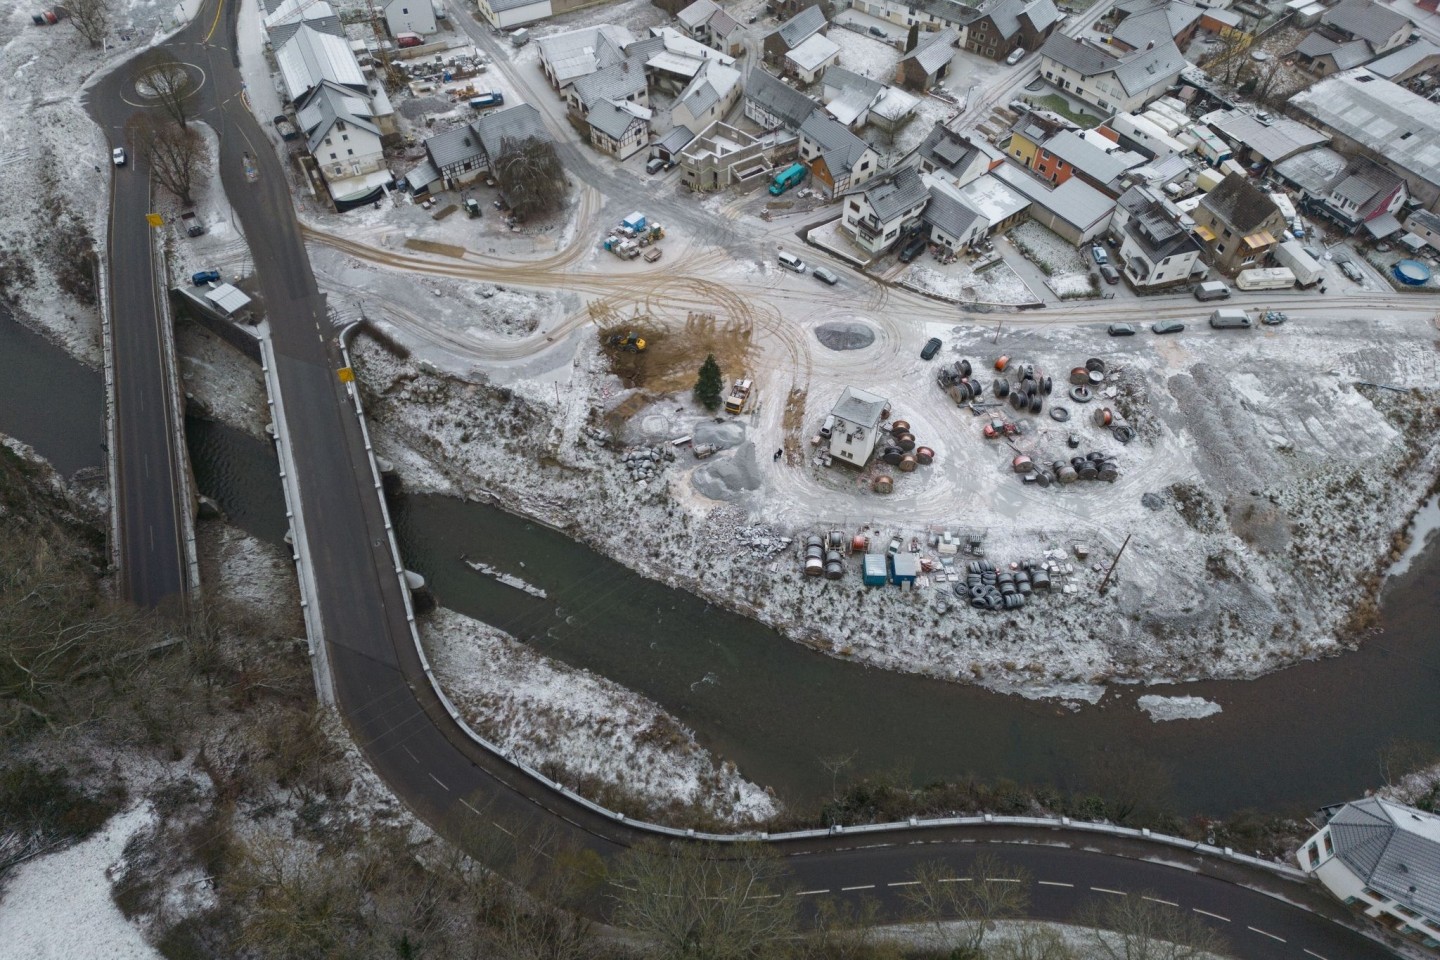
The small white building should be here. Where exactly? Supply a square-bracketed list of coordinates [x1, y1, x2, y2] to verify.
[785, 33, 841, 84]
[671, 63, 742, 134]
[829, 387, 890, 467]
[841, 167, 930, 255]
[1299, 797, 1440, 949]
[384, 0, 436, 37]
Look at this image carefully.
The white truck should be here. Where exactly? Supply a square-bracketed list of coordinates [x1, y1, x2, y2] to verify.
[1273, 241, 1323, 287]
[1235, 267, 1296, 291]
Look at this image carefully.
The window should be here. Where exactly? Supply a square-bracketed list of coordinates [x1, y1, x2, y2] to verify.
[884, 228, 897, 238]
[1216, 243, 1225, 253]
[1154, 271, 1164, 280]
[1222, 228, 1233, 239]
[849, 200, 861, 212]
[1161, 256, 1171, 265]
[347, 149, 354, 156]
[342, 134, 349, 142]
[329, 152, 337, 160]
[337, 120, 346, 131]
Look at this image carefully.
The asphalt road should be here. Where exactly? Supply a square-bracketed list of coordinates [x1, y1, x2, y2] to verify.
[90, 111, 188, 609]
[84, 5, 1409, 957]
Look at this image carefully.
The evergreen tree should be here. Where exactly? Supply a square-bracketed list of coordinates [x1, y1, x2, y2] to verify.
[906, 23, 920, 53]
[694, 354, 723, 410]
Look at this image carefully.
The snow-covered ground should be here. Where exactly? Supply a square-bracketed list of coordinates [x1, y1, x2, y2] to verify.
[423, 607, 778, 824]
[1137, 695, 1223, 722]
[1009, 221, 1098, 300]
[902, 258, 1041, 305]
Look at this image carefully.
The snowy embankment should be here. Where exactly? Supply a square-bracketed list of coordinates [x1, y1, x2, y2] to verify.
[422, 607, 778, 825]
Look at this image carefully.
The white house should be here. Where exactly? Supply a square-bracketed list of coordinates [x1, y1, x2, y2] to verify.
[298, 81, 390, 204]
[587, 99, 651, 159]
[798, 112, 880, 198]
[1036, 33, 1186, 115]
[475, 0, 585, 29]
[384, 0, 436, 37]
[829, 387, 890, 467]
[785, 32, 841, 84]
[537, 25, 635, 89]
[922, 179, 990, 252]
[671, 63, 742, 135]
[841, 167, 930, 255]
[1298, 797, 1440, 949]
[1110, 185, 1202, 288]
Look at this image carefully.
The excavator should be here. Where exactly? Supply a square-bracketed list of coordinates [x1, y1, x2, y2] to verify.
[607, 331, 646, 353]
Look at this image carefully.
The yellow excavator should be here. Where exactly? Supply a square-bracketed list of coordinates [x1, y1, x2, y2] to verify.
[608, 331, 646, 353]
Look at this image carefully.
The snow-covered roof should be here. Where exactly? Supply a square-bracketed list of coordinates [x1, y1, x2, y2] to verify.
[1290, 69, 1440, 188]
[473, 103, 552, 160]
[537, 25, 634, 86]
[786, 33, 840, 72]
[1321, 0, 1412, 48]
[1038, 34, 1184, 98]
[205, 283, 252, 316]
[852, 167, 929, 222]
[572, 59, 648, 108]
[955, 173, 1029, 224]
[901, 28, 961, 75]
[1367, 38, 1440, 78]
[800, 112, 872, 174]
[588, 99, 647, 139]
[297, 81, 380, 152]
[678, 0, 719, 29]
[992, 162, 1114, 230]
[870, 85, 919, 123]
[263, 0, 342, 45]
[1208, 110, 1329, 163]
[831, 386, 888, 428]
[746, 67, 820, 131]
[676, 63, 740, 120]
[1112, 1, 1201, 51]
[1272, 145, 1348, 194]
[276, 24, 365, 102]
[774, 5, 827, 50]
[1326, 798, 1440, 924]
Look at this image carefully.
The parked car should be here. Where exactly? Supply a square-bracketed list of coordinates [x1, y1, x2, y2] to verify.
[1091, 244, 1109, 265]
[191, 269, 221, 286]
[1339, 260, 1364, 282]
[645, 157, 665, 175]
[112, 147, 126, 167]
[868, 25, 886, 37]
[778, 251, 807, 273]
[898, 233, 928, 263]
[1098, 263, 1120, 285]
[812, 266, 839, 285]
[1107, 323, 1136, 336]
[1005, 47, 1026, 65]
[1151, 320, 1185, 334]
[920, 337, 943, 360]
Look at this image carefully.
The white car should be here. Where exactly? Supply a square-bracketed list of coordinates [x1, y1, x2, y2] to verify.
[111, 147, 127, 167]
[1006, 47, 1026, 65]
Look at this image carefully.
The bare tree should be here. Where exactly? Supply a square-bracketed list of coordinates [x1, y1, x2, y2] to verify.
[901, 851, 1031, 956]
[611, 840, 797, 960]
[137, 115, 208, 206]
[138, 51, 195, 129]
[1076, 893, 1229, 960]
[990, 923, 1078, 960]
[801, 897, 901, 960]
[819, 749, 859, 800]
[493, 136, 567, 220]
[1199, 22, 1253, 87]
[66, 0, 111, 48]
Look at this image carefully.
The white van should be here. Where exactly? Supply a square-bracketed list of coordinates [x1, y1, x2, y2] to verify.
[778, 251, 807, 273]
[1194, 280, 1230, 302]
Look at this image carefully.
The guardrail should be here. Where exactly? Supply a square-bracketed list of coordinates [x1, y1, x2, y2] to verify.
[329, 331, 1305, 883]
[152, 223, 202, 595]
[97, 241, 122, 579]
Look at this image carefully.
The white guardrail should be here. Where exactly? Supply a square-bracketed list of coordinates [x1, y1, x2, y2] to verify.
[332, 328, 1305, 880]
[151, 224, 202, 595]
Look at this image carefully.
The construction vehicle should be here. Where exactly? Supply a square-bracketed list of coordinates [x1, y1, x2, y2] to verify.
[607, 331, 646, 353]
[724, 378, 754, 415]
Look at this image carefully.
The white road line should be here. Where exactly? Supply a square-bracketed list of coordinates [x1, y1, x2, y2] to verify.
[492, 821, 514, 836]
[1090, 887, 1127, 896]
[750, 893, 782, 900]
[841, 884, 876, 892]
[402, 745, 418, 762]
[1193, 908, 1231, 922]
[939, 877, 971, 884]
[989, 878, 1022, 883]
[796, 889, 830, 897]
[459, 799, 481, 815]
[1303, 950, 1330, 960]
[887, 881, 921, 888]
[1248, 926, 1286, 943]
[1038, 881, 1075, 888]
[428, 772, 449, 790]
[1142, 896, 1179, 907]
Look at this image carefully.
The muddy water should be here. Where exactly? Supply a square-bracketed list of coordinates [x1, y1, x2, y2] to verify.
[6, 309, 1439, 817]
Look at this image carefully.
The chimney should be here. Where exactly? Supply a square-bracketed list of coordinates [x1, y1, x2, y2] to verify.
[1147, 40, 1154, 49]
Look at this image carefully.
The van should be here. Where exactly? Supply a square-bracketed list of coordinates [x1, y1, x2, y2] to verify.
[1194, 280, 1230, 302]
[396, 32, 423, 48]
[1209, 308, 1252, 329]
[778, 251, 806, 273]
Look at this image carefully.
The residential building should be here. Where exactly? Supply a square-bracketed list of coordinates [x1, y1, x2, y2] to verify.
[1036, 34, 1186, 115]
[954, 173, 1030, 234]
[1366, 38, 1440, 81]
[743, 67, 817, 132]
[675, 0, 744, 55]
[785, 33, 842, 83]
[299, 82, 389, 205]
[475, 0, 585, 30]
[992, 162, 1116, 243]
[473, 103, 554, 168]
[764, 5, 829, 67]
[587, 99, 651, 159]
[822, 66, 885, 128]
[642, 27, 738, 94]
[896, 27, 960, 91]
[679, 121, 797, 191]
[798, 112, 880, 196]
[1319, 0, 1412, 57]
[922, 181, 989, 252]
[536, 25, 634, 89]
[1297, 797, 1440, 949]
[1109, 184, 1201, 288]
[672, 63, 742, 133]
[918, 122, 1001, 187]
[1026, 128, 1145, 195]
[1314, 155, 1407, 235]
[1289, 69, 1440, 211]
[963, 0, 1060, 61]
[1206, 109, 1329, 169]
[1294, 32, 1377, 74]
[423, 121, 489, 186]
[1007, 108, 1074, 167]
[262, 0, 342, 46]
[1107, 0, 1203, 53]
[868, 86, 921, 134]
[848, 0, 976, 36]
[840, 167, 931, 254]
[1405, 208, 1440, 251]
[1192, 172, 1285, 274]
[829, 387, 890, 467]
[384, 0, 436, 37]
[567, 59, 649, 118]
[1272, 145, 1349, 199]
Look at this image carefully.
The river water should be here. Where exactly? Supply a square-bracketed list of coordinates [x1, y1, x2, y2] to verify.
[6, 309, 1438, 817]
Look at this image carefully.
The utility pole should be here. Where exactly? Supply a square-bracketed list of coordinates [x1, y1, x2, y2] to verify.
[992, 316, 1003, 344]
[1097, 533, 1131, 596]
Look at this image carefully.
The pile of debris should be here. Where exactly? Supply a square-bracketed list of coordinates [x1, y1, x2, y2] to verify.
[620, 445, 674, 484]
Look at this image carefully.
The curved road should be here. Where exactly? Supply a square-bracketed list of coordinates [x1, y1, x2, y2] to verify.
[86, 4, 1409, 958]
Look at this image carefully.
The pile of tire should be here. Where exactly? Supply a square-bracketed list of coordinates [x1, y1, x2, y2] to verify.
[957, 560, 1031, 611]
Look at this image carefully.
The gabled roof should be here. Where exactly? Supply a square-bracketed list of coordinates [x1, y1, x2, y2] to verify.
[656, 124, 696, 154]
[745, 67, 818, 130]
[572, 58, 648, 109]
[1367, 38, 1440, 78]
[900, 27, 960, 75]
[979, 0, 1059, 40]
[1038, 34, 1184, 97]
[588, 99, 647, 139]
[1290, 69, 1440, 188]
[1272, 146, 1349, 194]
[537, 25, 636, 86]
[473, 103, 552, 160]
[1021, 0, 1061, 34]
[923, 185, 983, 238]
[992, 162, 1115, 229]
[774, 5, 827, 50]
[263, 0, 342, 46]
[786, 33, 841, 71]
[800, 112, 873, 173]
[1042, 129, 1142, 183]
[1112, 1, 1201, 50]
[677, 0, 720, 29]
[297, 81, 379, 154]
[832, 386, 888, 428]
[424, 120, 486, 171]
[1327, 798, 1440, 924]
[852, 167, 930, 222]
[676, 63, 741, 120]
[708, 7, 741, 38]
[919, 122, 981, 174]
[1295, 32, 1340, 58]
[1407, 207, 1440, 235]
[276, 23, 365, 102]
[1209, 110, 1330, 163]
[870, 85, 920, 123]
[823, 66, 884, 125]
[1321, 0, 1412, 48]
[1199, 172, 1282, 233]
[1327, 155, 1405, 215]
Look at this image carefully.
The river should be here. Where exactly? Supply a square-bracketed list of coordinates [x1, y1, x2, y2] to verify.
[6, 308, 1438, 817]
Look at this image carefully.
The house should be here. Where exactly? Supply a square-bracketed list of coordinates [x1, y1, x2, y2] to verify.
[587, 99, 651, 159]
[1205, 109, 1330, 169]
[798, 112, 881, 197]
[868, 86, 921, 134]
[992, 163, 1116, 243]
[744, 67, 817, 132]
[850, 0, 976, 36]
[919, 122, 1001, 188]
[922, 182, 989, 252]
[1366, 38, 1440, 81]
[671, 63, 742, 134]
[1272, 146, 1349, 199]
[384, 0, 436, 37]
[1007, 108, 1074, 167]
[1294, 33, 1377, 74]
[1297, 797, 1440, 949]
[650, 124, 696, 165]
[840, 167, 931, 255]
[275, 24, 367, 104]
[475, 0, 586, 30]
[1109, 185, 1201, 288]
[785, 33, 842, 83]
[536, 25, 634, 89]
[1404, 208, 1440, 252]
[954, 172, 1030, 234]
[262, 0, 343, 46]
[1313, 155, 1407, 235]
[1290, 69, 1440, 211]
[963, 0, 1060, 62]
[568, 59, 649, 119]
[473, 103, 554, 169]
[1192, 172, 1285, 274]
[829, 387, 890, 467]
[1036, 34, 1186, 115]
[298, 81, 390, 205]
[1026, 128, 1145, 195]
[642, 27, 738, 93]
[1107, 0, 1203, 53]
[1319, 0, 1412, 57]
[896, 27, 959, 91]
[675, 0, 744, 55]
[822, 67, 885, 128]
[764, 5, 828, 67]
[679, 121, 797, 191]
[423, 122, 489, 186]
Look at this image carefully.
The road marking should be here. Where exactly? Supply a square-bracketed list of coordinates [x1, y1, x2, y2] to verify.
[1247, 926, 1286, 943]
[1090, 887, 1127, 896]
[459, 799, 481, 815]
[750, 893, 782, 900]
[939, 877, 971, 884]
[989, 878, 1022, 883]
[1303, 950, 1330, 960]
[1038, 881, 1074, 888]
[491, 821, 514, 836]
[887, 881, 921, 888]
[428, 772, 449, 791]
[796, 889, 830, 897]
[1142, 896, 1178, 907]
[1193, 908, 1230, 922]
[841, 884, 875, 892]
[402, 746, 418, 762]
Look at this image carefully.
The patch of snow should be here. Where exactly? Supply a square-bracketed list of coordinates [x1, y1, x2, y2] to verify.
[1137, 695, 1223, 722]
[902, 259, 1040, 305]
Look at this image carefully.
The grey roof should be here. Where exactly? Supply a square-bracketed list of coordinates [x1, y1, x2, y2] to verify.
[832, 386, 888, 427]
[1121, 192, 1198, 260]
[1039, 34, 1184, 98]
[1327, 798, 1440, 923]
[1365, 210, 1402, 237]
[656, 124, 696, 154]
[1038, 33, 1116, 74]
[1112, 1, 1200, 50]
[263, 0, 343, 45]
[854, 167, 930, 221]
[1209, 110, 1330, 163]
[1328, 155, 1406, 215]
[473, 103, 552, 160]
[1042, 129, 1141, 184]
[572, 58, 648, 109]
[537, 25, 635, 86]
[676, 64, 739, 120]
[979, 0, 1057, 40]
[1367, 38, 1440, 78]
[677, 0, 719, 29]
[709, 7, 741, 38]
[1407, 207, 1440, 235]
[919, 123, 981, 174]
[1295, 32, 1339, 58]
[297, 81, 380, 153]
[775, 5, 827, 50]
[992, 161, 1116, 229]
[746, 67, 819, 130]
[1321, 0, 1412, 48]
[487, 0, 540, 12]
[1199, 172, 1282, 233]
[401, 158, 439, 191]
[823, 65, 883, 100]
[276, 23, 365, 102]
[1022, 0, 1061, 34]
[901, 27, 960, 75]
[1290, 69, 1440, 188]
[424, 121, 486, 171]
[1272, 145, 1349, 194]
[587, 99, 645, 139]
[924, 187, 982, 237]
[1331, 37, 1379, 69]
[800, 111, 872, 172]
